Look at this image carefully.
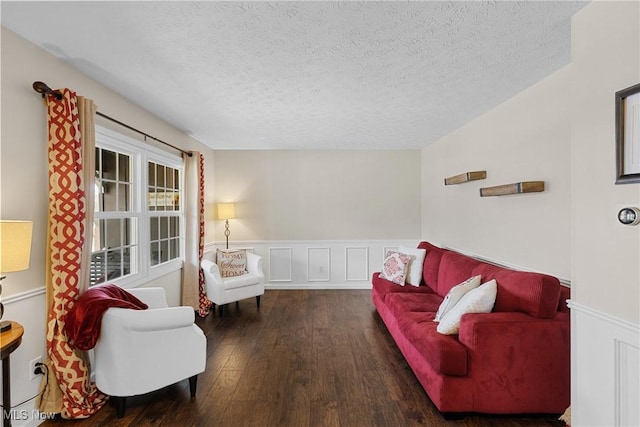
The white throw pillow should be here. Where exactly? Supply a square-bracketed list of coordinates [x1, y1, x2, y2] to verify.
[436, 279, 497, 335]
[434, 275, 482, 322]
[398, 246, 427, 287]
[378, 251, 411, 286]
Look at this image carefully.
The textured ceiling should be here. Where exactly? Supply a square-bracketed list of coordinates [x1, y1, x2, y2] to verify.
[2, 1, 587, 150]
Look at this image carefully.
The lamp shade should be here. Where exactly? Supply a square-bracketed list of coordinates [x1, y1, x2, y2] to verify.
[0, 220, 33, 273]
[217, 203, 236, 220]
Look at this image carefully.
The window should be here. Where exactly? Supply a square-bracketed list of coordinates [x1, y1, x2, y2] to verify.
[90, 127, 184, 287]
[148, 162, 181, 266]
[91, 147, 137, 286]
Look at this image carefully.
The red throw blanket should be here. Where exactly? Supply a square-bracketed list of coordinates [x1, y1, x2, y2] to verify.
[64, 284, 148, 350]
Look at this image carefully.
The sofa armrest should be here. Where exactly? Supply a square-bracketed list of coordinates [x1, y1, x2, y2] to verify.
[458, 311, 569, 349]
[201, 258, 223, 284]
[457, 311, 570, 412]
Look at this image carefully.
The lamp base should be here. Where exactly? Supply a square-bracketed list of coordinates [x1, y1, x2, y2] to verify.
[0, 320, 12, 333]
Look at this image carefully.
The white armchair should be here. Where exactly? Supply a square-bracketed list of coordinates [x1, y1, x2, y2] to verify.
[93, 287, 206, 418]
[201, 250, 265, 316]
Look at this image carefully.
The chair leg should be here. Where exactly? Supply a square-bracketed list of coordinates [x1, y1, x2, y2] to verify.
[114, 396, 126, 418]
[236, 301, 239, 308]
[189, 375, 198, 398]
[218, 304, 224, 317]
[256, 295, 261, 309]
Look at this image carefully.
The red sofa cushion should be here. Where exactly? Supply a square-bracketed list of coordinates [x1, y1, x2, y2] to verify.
[385, 292, 443, 318]
[398, 312, 468, 376]
[417, 241, 446, 291]
[371, 273, 435, 302]
[472, 263, 561, 319]
[436, 251, 482, 298]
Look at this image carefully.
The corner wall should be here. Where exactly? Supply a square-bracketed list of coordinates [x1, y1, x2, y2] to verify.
[421, 65, 572, 280]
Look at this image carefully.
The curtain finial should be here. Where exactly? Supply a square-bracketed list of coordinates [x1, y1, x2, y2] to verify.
[33, 81, 62, 100]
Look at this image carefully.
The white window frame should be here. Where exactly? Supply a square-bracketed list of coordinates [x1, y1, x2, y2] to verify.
[147, 151, 184, 268]
[95, 126, 184, 288]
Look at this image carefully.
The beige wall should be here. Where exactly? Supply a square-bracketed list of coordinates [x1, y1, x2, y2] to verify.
[0, 27, 217, 296]
[571, 1, 640, 324]
[213, 150, 421, 241]
[421, 66, 572, 280]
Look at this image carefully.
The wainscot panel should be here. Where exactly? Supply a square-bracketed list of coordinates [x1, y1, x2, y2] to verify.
[569, 300, 640, 427]
[205, 240, 420, 289]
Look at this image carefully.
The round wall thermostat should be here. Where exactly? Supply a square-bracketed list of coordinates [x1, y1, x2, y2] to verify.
[618, 207, 640, 226]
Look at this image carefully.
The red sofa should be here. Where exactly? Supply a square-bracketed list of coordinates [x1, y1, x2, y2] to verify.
[372, 241, 570, 415]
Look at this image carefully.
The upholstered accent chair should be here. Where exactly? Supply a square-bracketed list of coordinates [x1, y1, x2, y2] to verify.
[93, 287, 206, 418]
[201, 249, 265, 316]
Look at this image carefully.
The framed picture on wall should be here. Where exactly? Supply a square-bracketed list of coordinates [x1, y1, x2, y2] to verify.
[615, 82, 640, 184]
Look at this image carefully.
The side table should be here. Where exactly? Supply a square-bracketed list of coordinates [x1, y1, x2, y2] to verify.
[1, 322, 24, 427]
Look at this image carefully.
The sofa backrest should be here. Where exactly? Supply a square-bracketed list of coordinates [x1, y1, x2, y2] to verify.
[417, 241, 562, 319]
[472, 262, 561, 318]
[417, 241, 446, 292]
[437, 251, 482, 297]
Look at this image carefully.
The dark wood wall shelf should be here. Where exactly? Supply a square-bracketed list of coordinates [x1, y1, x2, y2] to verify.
[479, 181, 545, 197]
[444, 171, 487, 185]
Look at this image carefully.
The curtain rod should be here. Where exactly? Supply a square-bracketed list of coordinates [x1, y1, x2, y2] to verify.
[32, 81, 192, 157]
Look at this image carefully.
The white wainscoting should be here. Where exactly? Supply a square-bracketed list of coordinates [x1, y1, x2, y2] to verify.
[0, 287, 49, 426]
[205, 240, 419, 289]
[568, 300, 640, 427]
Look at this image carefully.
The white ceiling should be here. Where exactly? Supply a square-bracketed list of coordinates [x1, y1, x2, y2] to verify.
[2, 1, 587, 150]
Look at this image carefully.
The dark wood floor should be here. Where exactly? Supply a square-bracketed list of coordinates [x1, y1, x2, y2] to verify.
[44, 290, 564, 426]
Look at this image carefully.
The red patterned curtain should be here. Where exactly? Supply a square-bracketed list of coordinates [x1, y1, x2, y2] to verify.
[182, 152, 212, 316]
[196, 154, 211, 316]
[37, 89, 107, 418]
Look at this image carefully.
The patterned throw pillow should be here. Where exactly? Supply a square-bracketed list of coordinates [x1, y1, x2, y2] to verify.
[378, 251, 411, 286]
[216, 249, 247, 278]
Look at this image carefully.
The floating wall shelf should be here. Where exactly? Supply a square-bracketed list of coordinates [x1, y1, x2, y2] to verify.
[479, 181, 545, 197]
[444, 171, 487, 185]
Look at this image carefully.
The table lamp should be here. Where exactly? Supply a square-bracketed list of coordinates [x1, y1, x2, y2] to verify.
[0, 220, 33, 332]
[216, 203, 235, 249]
